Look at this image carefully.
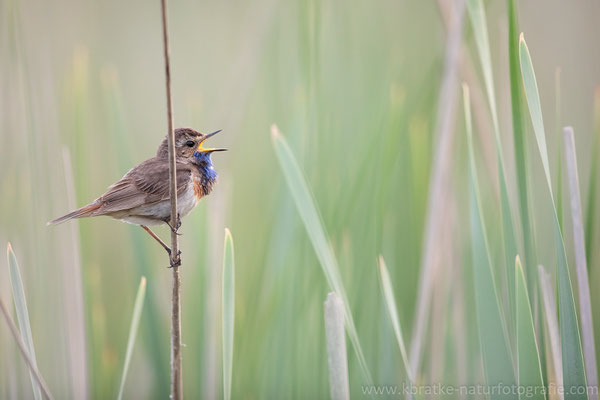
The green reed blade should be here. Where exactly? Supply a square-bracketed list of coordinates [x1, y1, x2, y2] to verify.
[467, 0, 518, 332]
[585, 89, 600, 266]
[516, 256, 545, 400]
[222, 228, 235, 400]
[464, 85, 516, 398]
[520, 35, 587, 399]
[7, 243, 42, 400]
[519, 36, 551, 191]
[555, 69, 564, 233]
[271, 124, 373, 385]
[508, 0, 537, 273]
[466, 0, 499, 134]
[377, 256, 414, 394]
[117, 277, 147, 400]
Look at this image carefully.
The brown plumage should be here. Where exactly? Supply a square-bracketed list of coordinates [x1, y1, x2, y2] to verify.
[49, 127, 226, 253]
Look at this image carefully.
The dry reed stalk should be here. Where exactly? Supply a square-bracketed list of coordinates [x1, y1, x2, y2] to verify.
[60, 148, 88, 399]
[324, 293, 350, 400]
[159, 0, 182, 397]
[538, 265, 564, 400]
[563, 126, 598, 399]
[409, 0, 465, 375]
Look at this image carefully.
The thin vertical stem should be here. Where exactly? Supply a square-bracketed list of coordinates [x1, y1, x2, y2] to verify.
[159, 0, 182, 398]
[324, 293, 350, 400]
[409, 0, 465, 374]
[563, 126, 598, 398]
[538, 265, 564, 400]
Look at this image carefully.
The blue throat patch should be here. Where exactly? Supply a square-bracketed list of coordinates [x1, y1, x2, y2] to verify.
[193, 151, 218, 183]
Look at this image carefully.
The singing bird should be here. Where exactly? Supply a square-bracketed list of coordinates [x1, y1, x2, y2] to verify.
[49, 128, 226, 261]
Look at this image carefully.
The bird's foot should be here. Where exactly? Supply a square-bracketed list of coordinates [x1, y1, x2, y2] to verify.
[165, 215, 183, 236]
[168, 250, 182, 268]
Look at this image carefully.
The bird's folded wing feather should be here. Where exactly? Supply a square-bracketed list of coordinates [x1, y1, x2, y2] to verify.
[97, 158, 192, 213]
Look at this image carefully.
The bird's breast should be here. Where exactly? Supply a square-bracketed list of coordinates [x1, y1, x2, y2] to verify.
[193, 178, 205, 201]
[177, 182, 200, 218]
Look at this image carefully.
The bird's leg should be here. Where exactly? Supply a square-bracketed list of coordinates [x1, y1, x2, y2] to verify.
[141, 225, 182, 268]
[141, 225, 172, 254]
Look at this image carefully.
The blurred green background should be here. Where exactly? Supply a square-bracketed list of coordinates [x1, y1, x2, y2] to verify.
[1, 0, 600, 398]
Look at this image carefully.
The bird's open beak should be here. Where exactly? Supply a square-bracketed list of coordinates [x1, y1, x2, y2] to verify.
[197, 129, 227, 153]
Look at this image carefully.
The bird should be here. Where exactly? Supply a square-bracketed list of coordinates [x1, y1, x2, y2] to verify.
[48, 128, 226, 264]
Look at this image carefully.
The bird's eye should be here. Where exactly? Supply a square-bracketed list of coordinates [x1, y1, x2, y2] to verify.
[185, 140, 195, 148]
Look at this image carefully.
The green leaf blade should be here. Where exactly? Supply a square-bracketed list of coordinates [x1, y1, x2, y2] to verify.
[585, 89, 600, 265]
[7, 243, 43, 400]
[467, 0, 518, 332]
[555, 224, 587, 399]
[519, 35, 588, 400]
[271, 124, 373, 385]
[117, 276, 147, 400]
[377, 255, 413, 386]
[516, 256, 545, 400]
[466, 0, 500, 135]
[519, 35, 552, 193]
[464, 86, 516, 399]
[508, 0, 536, 273]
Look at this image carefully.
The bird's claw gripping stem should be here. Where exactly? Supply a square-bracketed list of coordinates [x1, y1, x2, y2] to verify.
[166, 213, 182, 235]
[168, 250, 182, 268]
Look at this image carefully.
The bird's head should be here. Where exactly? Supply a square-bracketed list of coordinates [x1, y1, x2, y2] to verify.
[157, 128, 226, 163]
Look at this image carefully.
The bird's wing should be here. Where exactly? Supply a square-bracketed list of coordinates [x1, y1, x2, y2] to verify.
[97, 158, 192, 213]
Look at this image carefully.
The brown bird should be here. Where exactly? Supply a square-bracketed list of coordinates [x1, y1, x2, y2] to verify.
[49, 128, 226, 260]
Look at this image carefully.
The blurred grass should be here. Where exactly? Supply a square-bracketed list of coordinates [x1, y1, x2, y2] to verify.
[1, 0, 600, 398]
[117, 277, 146, 400]
[7, 243, 42, 400]
[520, 35, 587, 398]
[272, 124, 372, 385]
[464, 84, 516, 397]
[323, 292, 350, 400]
[538, 264, 564, 394]
[586, 88, 600, 267]
[466, 0, 518, 349]
[508, 0, 537, 286]
[563, 126, 599, 395]
[377, 256, 413, 386]
[516, 256, 545, 400]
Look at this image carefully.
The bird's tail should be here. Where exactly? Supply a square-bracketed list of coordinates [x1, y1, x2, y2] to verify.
[47, 202, 102, 225]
